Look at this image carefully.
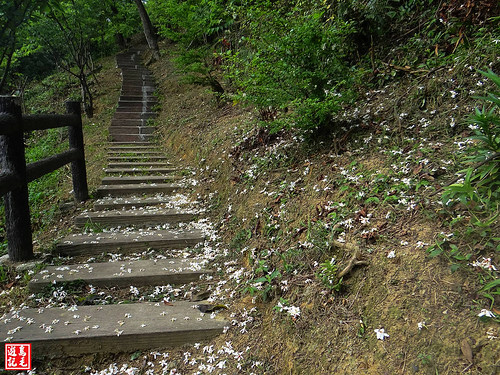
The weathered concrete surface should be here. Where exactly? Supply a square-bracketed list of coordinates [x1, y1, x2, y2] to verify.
[28, 258, 211, 291]
[0, 302, 227, 357]
[56, 229, 204, 256]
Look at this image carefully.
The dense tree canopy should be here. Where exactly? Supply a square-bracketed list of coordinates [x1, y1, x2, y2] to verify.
[0, 0, 142, 115]
[1, 0, 498, 120]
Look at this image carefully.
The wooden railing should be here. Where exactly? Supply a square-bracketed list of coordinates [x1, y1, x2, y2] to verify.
[0, 96, 88, 262]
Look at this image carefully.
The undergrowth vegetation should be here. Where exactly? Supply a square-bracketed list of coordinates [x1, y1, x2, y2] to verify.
[145, 0, 499, 372]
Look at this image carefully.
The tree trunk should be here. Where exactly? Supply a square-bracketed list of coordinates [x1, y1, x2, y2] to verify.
[115, 33, 127, 50]
[132, 0, 160, 60]
[80, 74, 93, 118]
[0, 42, 15, 93]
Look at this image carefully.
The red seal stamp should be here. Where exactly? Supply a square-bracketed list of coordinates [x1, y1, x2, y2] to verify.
[5, 343, 31, 371]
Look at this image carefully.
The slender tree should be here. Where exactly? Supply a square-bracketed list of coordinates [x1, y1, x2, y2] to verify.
[132, 0, 160, 60]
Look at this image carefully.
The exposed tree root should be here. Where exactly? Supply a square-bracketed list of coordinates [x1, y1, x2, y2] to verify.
[337, 249, 369, 279]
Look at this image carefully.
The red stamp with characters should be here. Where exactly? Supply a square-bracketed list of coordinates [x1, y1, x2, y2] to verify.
[4, 343, 31, 371]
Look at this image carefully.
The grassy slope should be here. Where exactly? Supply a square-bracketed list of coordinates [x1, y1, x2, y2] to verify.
[147, 42, 499, 374]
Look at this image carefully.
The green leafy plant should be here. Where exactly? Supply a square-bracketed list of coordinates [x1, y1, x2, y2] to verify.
[225, 5, 356, 132]
[0, 265, 8, 283]
[481, 277, 500, 308]
[83, 219, 105, 233]
[427, 237, 472, 272]
[317, 257, 343, 291]
[244, 260, 281, 301]
[442, 69, 500, 223]
[433, 69, 500, 304]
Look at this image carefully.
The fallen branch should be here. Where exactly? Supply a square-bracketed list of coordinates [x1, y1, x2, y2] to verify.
[381, 61, 429, 75]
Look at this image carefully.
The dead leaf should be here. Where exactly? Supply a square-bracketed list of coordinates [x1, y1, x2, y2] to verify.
[421, 173, 435, 182]
[460, 338, 473, 363]
[413, 164, 423, 175]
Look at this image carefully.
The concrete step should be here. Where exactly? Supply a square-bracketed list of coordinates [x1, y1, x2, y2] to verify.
[104, 167, 178, 175]
[96, 183, 181, 197]
[108, 143, 154, 148]
[120, 95, 157, 102]
[107, 156, 169, 162]
[113, 112, 157, 120]
[107, 150, 163, 156]
[55, 228, 204, 256]
[119, 66, 149, 71]
[28, 258, 210, 292]
[109, 134, 154, 142]
[0, 302, 226, 357]
[117, 102, 155, 109]
[111, 119, 154, 127]
[74, 208, 196, 228]
[111, 120, 154, 128]
[121, 80, 155, 86]
[109, 127, 155, 135]
[94, 196, 187, 210]
[118, 100, 156, 106]
[115, 106, 155, 113]
[121, 85, 155, 91]
[107, 162, 172, 168]
[121, 73, 153, 78]
[121, 90, 155, 96]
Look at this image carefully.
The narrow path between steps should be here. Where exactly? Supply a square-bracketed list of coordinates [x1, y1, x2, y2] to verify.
[1, 48, 228, 357]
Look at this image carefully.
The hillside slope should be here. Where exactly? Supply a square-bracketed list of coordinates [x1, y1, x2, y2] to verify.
[132, 43, 499, 374]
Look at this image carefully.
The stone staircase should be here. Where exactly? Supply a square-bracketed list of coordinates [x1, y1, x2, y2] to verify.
[0, 48, 226, 358]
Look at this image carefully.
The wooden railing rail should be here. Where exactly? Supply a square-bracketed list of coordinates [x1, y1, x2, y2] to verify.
[0, 96, 89, 261]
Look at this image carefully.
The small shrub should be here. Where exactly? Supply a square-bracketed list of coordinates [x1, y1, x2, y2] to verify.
[226, 8, 357, 132]
[442, 69, 500, 227]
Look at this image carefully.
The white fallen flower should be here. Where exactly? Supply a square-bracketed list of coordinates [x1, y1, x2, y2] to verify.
[478, 309, 495, 318]
[374, 328, 389, 340]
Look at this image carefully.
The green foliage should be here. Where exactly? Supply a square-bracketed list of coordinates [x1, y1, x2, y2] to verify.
[24, 128, 68, 231]
[148, 0, 232, 94]
[230, 228, 252, 253]
[0, 240, 7, 257]
[2, 0, 141, 100]
[148, 0, 232, 46]
[226, 5, 356, 132]
[0, 0, 50, 91]
[442, 70, 500, 228]
[427, 237, 472, 272]
[481, 277, 500, 309]
[0, 265, 8, 283]
[245, 259, 281, 301]
[317, 257, 343, 291]
[430, 70, 500, 305]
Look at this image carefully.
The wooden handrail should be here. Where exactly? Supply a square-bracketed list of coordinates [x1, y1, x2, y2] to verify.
[0, 113, 19, 135]
[0, 96, 88, 261]
[0, 173, 22, 196]
[23, 113, 80, 131]
[26, 148, 80, 182]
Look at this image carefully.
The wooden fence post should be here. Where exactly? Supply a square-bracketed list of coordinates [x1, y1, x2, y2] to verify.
[0, 96, 33, 261]
[65, 101, 89, 202]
